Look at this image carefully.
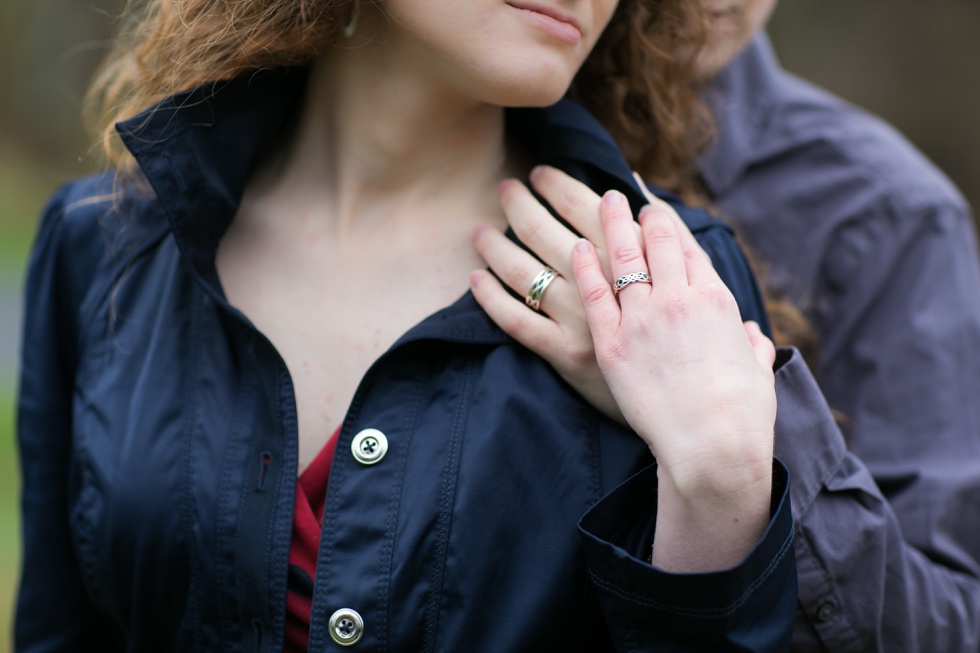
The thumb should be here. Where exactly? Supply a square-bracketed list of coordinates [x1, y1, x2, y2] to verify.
[744, 321, 777, 375]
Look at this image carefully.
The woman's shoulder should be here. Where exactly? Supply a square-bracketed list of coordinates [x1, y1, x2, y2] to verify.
[27, 171, 171, 316]
[40, 171, 120, 242]
[39, 169, 168, 251]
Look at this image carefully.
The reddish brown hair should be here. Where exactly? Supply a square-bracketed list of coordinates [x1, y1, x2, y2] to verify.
[87, 0, 813, 356]
[571, 0, 713, 200]
[87, 0, 711, 193]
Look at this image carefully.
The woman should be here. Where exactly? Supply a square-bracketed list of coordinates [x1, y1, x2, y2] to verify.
[470, 1, 980, 651]
[15, 0, 795, 651]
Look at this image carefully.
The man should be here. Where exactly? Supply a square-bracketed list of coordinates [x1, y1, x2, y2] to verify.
[699, 2, 980, 650]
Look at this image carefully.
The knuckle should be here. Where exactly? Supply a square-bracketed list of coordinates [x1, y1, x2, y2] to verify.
[700, 282, 736, 311]
[581, 282, 608, 308]
[597, 337, 629, 366]
[498, 310, 528, 336]
[683, 247, 703, 264]
[565, 339, 597, 369]
[662, 295, 691, 322]
[556, 187, 586, 215]
[610, 243, 643, 266]
[644, 219, 677, 244]
[505, 262, 531, 287]
[515, 213, 545, 245]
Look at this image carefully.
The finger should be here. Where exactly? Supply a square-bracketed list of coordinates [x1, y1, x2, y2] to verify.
[743, 321, 777, 374]
[637, 203, 689, 289]
[571, 239, 621, 342]
[632, 170, 658, 206]
[472, 224, 577, 317]
[469, 269, 567, 353]
[600, 190, 651, 302]
[529, 166, 606, 246]
[498, 178, 580, 279]
[674, 217, 718, 287]
[633, 171, 716, 285]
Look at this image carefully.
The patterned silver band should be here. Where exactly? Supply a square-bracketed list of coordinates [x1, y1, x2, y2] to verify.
[525, 267, 559, 311]
[613, 271, 652, 295]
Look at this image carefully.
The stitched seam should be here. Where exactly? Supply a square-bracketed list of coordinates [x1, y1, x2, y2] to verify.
[266, 362, 297, 647]
[308, 380, 362, 650]
[796, 524, 866, 652]
[422, 357, 473, 651]
[72, 448, 120, 633]
[573, 410, 605, 641]
[180, 294, 204, 652]
[588, 529, 794, 617]
[616, 553, 639, 652]
[215, 319, 257, 651]
[376, 366, 428, 651]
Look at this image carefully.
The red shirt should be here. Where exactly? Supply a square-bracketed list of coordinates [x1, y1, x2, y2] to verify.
[284, 428, 339, 653]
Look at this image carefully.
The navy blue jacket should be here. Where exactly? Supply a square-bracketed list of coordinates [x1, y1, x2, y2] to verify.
[16, 68, 794, 652]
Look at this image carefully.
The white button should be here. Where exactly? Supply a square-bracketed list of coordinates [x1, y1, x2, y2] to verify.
[328, 608, 364, 646]
[351, 428, 388, 465]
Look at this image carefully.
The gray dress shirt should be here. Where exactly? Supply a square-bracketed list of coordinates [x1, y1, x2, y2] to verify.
[701, 34, 980, 652]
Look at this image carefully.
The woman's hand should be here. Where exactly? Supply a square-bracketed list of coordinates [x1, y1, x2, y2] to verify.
[470, 166, 777, 571]
[470, 166, 624, 422]
[470, 165, 760, 426]
[572, 189, 776, 572]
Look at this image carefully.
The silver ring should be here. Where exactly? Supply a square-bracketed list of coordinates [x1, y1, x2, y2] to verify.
[613, 271, 652, 295]
[525, 267, 559, 311]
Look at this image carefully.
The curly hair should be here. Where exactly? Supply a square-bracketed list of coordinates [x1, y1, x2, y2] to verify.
[87, 0, 710, 192]
[86, 0, 814, 357]
[571, 0, 713, 201]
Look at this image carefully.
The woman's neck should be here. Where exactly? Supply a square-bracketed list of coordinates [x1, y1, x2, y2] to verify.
[259, 28, 516, 236]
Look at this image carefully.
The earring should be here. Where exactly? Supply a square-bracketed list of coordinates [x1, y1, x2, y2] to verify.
[344, 0, 360, 38]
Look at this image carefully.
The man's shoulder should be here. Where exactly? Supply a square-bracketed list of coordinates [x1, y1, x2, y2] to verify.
[764, 71, 967, 214]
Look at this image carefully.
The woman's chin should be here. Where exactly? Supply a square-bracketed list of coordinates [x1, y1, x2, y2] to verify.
[477, 75, 573, 109]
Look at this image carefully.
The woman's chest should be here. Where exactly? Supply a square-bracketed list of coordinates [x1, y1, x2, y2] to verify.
[69, 278, 647, 647]
[216, 229, 486, 471]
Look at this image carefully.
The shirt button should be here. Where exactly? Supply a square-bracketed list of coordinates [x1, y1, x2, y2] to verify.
[328, 608, 364, 646]
[351, 428, 388, 465]
[815, 601, 837, 622]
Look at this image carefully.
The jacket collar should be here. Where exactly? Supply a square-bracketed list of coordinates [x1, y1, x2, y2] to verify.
[115, 66, 678, 251]
[114, 67, 702, 344]
[117, 68, 309, 292]
[697, 33, 782, 196]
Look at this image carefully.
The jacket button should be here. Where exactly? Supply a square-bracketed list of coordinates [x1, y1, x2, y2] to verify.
[351, 428, 388, 465]
[328, 608, 364, 646]
[815, 601, 837, 622]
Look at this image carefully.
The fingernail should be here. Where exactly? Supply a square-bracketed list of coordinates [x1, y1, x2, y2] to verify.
[529, 166, 545, 183]
[498, 179, 515, 195]
[472, 224, 485, 239]
[470, 270, 484, 288]
[574, 239, 592, 254]
[604, 190, 624, 205]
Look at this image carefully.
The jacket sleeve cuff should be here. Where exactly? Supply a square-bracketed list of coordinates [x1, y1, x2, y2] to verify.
[772, 346, 849, 514]
[577, 460, 797, 651]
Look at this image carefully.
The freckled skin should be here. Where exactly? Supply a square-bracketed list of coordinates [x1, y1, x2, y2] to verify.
[216, 0, 620, 475]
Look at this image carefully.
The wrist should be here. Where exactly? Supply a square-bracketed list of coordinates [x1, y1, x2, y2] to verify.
[652, 459, 773, 572]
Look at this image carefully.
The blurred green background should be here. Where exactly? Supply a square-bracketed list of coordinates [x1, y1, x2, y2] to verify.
[0, 0, 978, 648]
